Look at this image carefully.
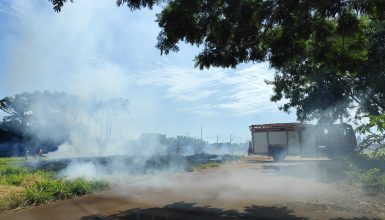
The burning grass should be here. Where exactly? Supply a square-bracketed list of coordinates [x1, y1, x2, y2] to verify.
[0, 157, 109, 212]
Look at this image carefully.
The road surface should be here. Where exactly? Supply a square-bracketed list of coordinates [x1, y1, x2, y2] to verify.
[1, 156, 384, 220]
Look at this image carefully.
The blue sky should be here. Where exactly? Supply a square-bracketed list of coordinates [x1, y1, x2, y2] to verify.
[0, 0, 296, 142]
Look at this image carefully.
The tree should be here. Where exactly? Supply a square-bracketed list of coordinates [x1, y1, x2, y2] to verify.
[50, 1, 385, 152]
[0, 91, 130, 155]
[268, 20, 385, 153]
[50, 1, 385, 66]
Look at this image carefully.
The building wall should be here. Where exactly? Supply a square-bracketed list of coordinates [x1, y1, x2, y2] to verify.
[288, 131, 301, 154]
[252, 132, 268, 153]
[252, 129, 317, 155]
[268, 132, 287, 145]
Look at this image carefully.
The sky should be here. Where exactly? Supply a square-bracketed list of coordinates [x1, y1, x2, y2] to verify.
[0, 0, 296, 142]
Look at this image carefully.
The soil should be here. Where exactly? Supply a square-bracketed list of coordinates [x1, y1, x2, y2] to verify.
[1, 156, 384, 220]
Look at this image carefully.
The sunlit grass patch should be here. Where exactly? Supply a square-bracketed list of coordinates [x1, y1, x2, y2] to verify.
[0, 157, 24, 166]
[188, 161, 221, 172]
[0, 157, 110, 211]
[0, 185, 24, 211]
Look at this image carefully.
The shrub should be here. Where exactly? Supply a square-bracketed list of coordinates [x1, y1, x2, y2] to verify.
[344, 156, 385, 192]
[360, 168, 385, 191]
[68, 178, 109, 196]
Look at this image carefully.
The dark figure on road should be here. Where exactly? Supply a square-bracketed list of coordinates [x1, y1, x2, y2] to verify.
[248, 142, 253, 155]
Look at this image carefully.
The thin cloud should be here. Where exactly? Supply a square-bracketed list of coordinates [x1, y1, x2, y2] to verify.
[133, 63, 282, 116]
[135, 65, 226, 101]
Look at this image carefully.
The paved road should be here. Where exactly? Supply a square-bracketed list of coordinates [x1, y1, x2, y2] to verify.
[1, 156, 384, 220]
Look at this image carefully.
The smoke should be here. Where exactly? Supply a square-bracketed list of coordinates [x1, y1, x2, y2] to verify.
[49, 130, 246, 181]
[0, 0, 281, 182]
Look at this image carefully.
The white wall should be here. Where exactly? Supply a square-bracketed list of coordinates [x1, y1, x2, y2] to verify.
[252, 132, 268, 153]
[268, 132, 287, 145]
[288, 131, 301, 154]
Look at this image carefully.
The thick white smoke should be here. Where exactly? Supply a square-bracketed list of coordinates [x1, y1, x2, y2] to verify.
[0, 0, 277, 181]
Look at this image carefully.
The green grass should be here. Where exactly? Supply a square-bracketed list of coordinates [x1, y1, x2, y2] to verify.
[344, 153, 385, 193]
[188, 161, 221, 172]
[0, 157, 23, 166]
[0, 157, 109, 211]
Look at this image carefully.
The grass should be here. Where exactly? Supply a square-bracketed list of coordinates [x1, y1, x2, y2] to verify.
[188, 161, 221, 172]
[0, 157, 109, 212]
[344, 153, 385, 193]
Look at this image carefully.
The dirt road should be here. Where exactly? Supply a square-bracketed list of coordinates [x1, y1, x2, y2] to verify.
[1, 156, 384, 220]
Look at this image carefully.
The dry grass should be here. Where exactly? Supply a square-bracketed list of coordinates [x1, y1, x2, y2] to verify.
[0, 185, 24, 211]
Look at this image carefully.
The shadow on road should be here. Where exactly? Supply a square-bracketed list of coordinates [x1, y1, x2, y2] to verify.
[81, 202, 306, 220]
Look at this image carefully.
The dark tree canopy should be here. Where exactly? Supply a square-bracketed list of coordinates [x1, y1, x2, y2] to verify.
[50, 0, 385, 67]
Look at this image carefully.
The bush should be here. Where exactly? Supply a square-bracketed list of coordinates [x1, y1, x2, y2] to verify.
[68, 179, 109, 196]
[360, 168, 385, 191]
[68, 179, 92, 195]
[344, 156, 385, 192]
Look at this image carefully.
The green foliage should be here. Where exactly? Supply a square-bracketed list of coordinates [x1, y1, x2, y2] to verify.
[0, 158, 109, 210]
[22, 178, 109, 206]
[344, 154, 385, 192]
[0, 165, 28, 176]
[188, 161, 220, 172]
[361, 168, 385, 190]
[67, 178, 109, 196]
[0, 157, 21, 166]
[346, 165, 385, 192]
[24, 180, 62, 205]
[356, 114, 385, 155]
[49, 1, 385, 68]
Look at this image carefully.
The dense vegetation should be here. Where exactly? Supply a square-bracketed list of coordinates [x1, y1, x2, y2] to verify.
[344, 153, 385, 193]
[0, 158, 109, 212]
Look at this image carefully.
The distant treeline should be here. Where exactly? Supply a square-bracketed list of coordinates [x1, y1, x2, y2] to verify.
[0, 91, 246, 157]
[0, 91, 129, 157]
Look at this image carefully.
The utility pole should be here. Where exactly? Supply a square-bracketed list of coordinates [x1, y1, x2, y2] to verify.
[216, 134, 219, 145]
[200, 126, 203, 140]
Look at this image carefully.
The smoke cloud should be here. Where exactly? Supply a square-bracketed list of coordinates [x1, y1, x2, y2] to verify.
[0, 0, 290, 182]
